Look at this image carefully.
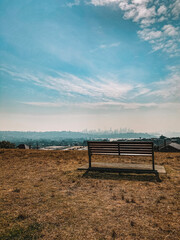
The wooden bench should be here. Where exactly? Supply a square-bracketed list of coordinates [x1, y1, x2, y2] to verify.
[87, 141, 160, 178]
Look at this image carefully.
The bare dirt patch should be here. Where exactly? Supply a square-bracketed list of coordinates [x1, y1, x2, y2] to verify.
[0, 149, 179, 239]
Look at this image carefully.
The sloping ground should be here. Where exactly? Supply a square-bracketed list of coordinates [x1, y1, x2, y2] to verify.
[0, 149, 179, 240]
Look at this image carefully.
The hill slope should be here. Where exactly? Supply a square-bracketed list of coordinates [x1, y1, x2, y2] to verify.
[0, 150, 179, 239]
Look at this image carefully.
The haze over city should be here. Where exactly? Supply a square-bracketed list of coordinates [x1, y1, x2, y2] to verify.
[0, 0, 180, 133]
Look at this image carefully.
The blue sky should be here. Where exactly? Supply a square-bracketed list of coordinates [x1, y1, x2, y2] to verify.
[0, 0, 180, 133]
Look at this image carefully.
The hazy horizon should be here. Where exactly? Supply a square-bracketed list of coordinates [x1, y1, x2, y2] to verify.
[0, 1, 180, 133]
[1, 129, 180, 138]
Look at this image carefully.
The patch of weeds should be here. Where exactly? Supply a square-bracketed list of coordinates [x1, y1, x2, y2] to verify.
[16, 214, 28, 221]
[153, 223, 158, 228]
[121, 194, 124, 200]
[112, 194, 117, 200]
[51, 193, 55, 198]
[130, 221, 135, 227]
[0, 222, 42, 240]
[130, 232, 136, 237]
[12, 188, 20, 193]
[66, 191, 72, 196]
[111, 229, 117, 239]
[156, 195, 166, 203]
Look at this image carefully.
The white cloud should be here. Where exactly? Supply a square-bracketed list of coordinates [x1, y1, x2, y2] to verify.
[89, 0, 180, 57]
[118, 1, 156, 24]
[171, 0, 180, 19]
[138, 28, 162, 40]
[158, 16, 166, 22]
[134, 6, 156, 21]
[124, 8, 136, 19]
[99, 42, 120, 48]
[67, 0, 80, 7]
[138, 25, 180, 55]
[162, 24, 179, 36]
[140, 18, 155, 26]
[119, 2, 134, 11]
[90, 42, 120, 52]
[132, 0, 151, 4]
[90, 0, 120, 6]
[157, 5, 167, 15]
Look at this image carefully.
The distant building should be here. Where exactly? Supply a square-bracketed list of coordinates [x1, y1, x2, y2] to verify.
[171, 138, 180, 144]
[159, 143, 180, 152]
[17, 144, 30, 149]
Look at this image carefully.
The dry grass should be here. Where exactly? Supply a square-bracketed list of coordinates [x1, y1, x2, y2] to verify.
[0, 149, 180, 240]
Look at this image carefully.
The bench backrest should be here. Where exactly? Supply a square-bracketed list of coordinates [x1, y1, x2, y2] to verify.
[88, 141, 153, 156]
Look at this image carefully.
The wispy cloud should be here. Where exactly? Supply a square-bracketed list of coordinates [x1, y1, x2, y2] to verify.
[22, 101, 180, 111]
[0, 65, 135, 101]
[99, 42, 120, 48]
[1, 64, 180, 110]
[89, 0, 180, 57]
[66, 0, 80, 7]
[147, 65, 180, 98]
[90, 42, 120, 52]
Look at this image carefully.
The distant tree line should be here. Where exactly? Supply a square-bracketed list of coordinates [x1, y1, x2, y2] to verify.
[0, 136, 179, 149]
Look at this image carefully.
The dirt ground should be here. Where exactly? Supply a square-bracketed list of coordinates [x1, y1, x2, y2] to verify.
[0, 149, 179, 240]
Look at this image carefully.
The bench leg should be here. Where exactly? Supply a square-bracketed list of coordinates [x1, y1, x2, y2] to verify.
[155, 171, 161, 182]
[89, 154, 91, 168]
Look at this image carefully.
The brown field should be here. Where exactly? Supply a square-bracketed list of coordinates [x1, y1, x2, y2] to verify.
[0, 149, 180, 240]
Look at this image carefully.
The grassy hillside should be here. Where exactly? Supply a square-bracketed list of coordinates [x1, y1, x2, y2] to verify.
[0, 149, 179, 240]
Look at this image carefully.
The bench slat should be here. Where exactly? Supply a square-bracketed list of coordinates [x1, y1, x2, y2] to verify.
[89, 147, 118, 149]
[93, 153, 152, 156]
[91, 151, 152, 154]
[119, 148, 153, 151]
[90, 146, 152, 150]
[89, 143, 152, 147]
[88, 141, 153, 156]
[90, 151, 119, 153]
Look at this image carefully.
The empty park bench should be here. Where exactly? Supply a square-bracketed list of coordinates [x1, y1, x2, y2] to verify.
[80, 141, 162, 180]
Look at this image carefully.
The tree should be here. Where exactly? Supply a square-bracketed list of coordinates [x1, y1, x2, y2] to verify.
[159, 135, 166, 139]
[0, 141, 15, 149]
